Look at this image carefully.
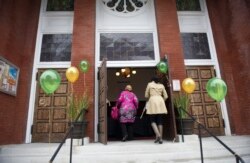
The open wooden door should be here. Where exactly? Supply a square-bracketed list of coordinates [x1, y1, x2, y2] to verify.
[98, 59, 108, 144]
[159, 56, 178, 141]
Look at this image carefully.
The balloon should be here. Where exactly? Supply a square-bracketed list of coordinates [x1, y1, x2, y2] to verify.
[66, 66, 79, 83]
[206, 77, 227, 102]
[157, 61, 168, 74]
[79, 60, 89, 73]
[39, 70, 61, 94]
[182, 78, 196, 94]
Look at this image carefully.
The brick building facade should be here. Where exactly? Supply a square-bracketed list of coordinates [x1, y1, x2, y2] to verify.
[0, 0, 249, 145]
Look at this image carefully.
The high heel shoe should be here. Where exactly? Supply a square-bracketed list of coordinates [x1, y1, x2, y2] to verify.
[154, 137, 160, 143]
[122, 135, 128, 142]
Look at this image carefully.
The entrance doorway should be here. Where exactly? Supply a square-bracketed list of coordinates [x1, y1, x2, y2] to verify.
[97, 58, 178, 144]
[106, 67, 162, 141]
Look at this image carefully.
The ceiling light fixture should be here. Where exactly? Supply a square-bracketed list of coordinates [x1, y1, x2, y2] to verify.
[116, 67, 136, 78]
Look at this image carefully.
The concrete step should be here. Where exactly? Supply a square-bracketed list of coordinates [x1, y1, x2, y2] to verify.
[0, 135, 249, 163]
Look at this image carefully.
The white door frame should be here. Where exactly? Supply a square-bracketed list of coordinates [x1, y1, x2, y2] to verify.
[94, 0, 160, 141]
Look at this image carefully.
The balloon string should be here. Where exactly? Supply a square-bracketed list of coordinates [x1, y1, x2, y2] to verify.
[190, 94, 199, 123]
[49, 93, 53, 144]
[84, 73, 86, 88]
[71, 83, 74, 95]
[68, 83, 74, 122]
[212, 104, 219, 122]
[49, 107, 51, 144]
[40, 92, 50, 142]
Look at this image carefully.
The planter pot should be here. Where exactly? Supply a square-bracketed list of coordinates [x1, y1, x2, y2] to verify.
[176, 118, 194, 135]
[68, 121, 88, 139]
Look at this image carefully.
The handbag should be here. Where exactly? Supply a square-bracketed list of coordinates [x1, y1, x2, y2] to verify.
[111, 106, 119, 120]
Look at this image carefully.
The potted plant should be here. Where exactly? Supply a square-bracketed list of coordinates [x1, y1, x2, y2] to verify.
[67, 91, 90, 139]
[173, 92, 194, 135]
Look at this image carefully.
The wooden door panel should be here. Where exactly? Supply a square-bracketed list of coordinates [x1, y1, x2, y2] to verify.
[32, 69, 69, 143]
[186, 66, 225, 136]
[98, 59, 107, 144]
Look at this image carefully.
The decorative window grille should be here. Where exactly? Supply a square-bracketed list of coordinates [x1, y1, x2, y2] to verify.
[100, 33, 155, 61]
[102, 0, 148, 13]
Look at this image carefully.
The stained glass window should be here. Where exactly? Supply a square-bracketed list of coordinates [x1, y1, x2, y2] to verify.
[181, 33, 211, 59]
[176, 0, 201, 11]
[40, 34, 72, 62]
[46, 0, 74, 11]
[100, 33, 155, 61]
[102, 0, 148, 13]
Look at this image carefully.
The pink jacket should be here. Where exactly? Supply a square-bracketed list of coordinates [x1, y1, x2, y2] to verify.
[117, 90, 138, 110]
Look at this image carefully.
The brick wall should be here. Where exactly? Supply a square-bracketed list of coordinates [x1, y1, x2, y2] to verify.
[207, 0, 250, 134]
[71, 0, 96, 142]
[1, 0, 249, 145]
[155, 0, 186, 81]
[0, 0, 40, 145]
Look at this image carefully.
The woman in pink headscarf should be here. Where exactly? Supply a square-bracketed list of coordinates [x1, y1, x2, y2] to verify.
[116, 85, 138, 142]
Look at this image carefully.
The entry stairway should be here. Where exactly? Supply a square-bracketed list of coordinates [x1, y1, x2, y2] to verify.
[0, 135, 250, 163]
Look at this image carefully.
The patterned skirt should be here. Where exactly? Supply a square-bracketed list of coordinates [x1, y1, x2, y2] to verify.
[119, 107, 137, 123]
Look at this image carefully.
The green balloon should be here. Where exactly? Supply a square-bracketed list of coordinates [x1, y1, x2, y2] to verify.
[39, 70, 61, 94]
[206, 77, 227, 102]
[157, 61, 168, 74]
[79, 60, 89, 73]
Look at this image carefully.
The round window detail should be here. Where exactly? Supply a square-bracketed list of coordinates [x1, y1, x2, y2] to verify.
[102, 0, 149, 16]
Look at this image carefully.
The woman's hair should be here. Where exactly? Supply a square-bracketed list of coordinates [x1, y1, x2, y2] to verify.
[151, 76, 160, 83]
[125, 85, 132, 91]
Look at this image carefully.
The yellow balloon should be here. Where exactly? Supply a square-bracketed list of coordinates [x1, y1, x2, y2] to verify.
[182, 78, 196, 94]
[66, 67, 79, 83]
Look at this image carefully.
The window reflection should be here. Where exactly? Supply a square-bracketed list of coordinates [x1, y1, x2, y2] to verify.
[181, 33, 211, 59]
[46, 0, 74, 11]
[100, 33, 155, 61]
[176, 0, 201, 11]
[40, 34, 72, 62]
